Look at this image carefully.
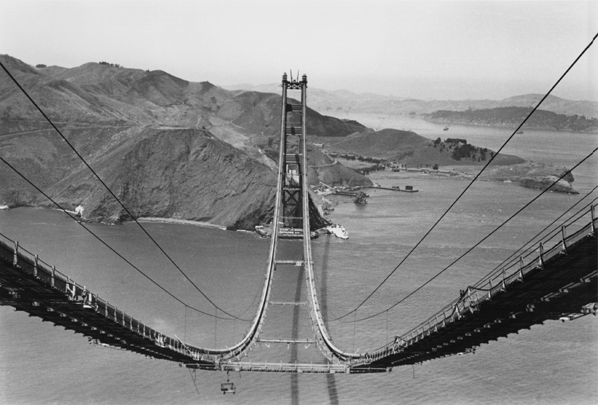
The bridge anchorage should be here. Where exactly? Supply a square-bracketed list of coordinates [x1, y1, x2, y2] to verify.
[0, 73, 596, 377]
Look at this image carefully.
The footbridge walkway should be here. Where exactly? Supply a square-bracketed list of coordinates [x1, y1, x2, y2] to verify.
[0, 73, 596, 374]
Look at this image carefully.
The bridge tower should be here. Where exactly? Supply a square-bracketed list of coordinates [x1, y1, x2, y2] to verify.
[277, 72, 309, 237]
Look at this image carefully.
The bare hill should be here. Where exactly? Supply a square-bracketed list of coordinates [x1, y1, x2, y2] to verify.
[0, 55, 369, 227]
[426, 106, 598, 133]
[44, 127, 277, 229]
[330, 129, 429, 157]
[325, 128, 524, 166]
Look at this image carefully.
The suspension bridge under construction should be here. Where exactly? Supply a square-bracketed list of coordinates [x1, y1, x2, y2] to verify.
[0, 73, 596, 375]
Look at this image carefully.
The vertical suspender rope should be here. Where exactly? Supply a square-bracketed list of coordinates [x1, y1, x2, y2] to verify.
[333, 32, 598, 321]
[214, 307, 218, 348]
[385, 310, 389, 344]
[352, 310, 357, 352]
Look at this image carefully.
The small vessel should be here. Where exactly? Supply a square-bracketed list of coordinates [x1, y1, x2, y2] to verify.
[255, 225, 270, 238]
[326, 224, 349, 239]
[443, 126, 449, 131]
[0, 204, 9, 210]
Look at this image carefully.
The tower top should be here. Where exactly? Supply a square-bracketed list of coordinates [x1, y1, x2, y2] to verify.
[282, 72, 307, 88]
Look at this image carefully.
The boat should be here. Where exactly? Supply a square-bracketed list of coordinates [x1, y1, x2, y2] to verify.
[401, 185, 418, 193]
[255, 225, 271, 238]
[443, 126, 449, 131]
[0, 204, 9, 210]
[326, 224, 349, 239]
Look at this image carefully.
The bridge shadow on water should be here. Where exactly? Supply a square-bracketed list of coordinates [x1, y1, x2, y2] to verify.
[321, 238, 340, 405]
[289, 236, 339, 405]
[321, 237, 340, 405]
[290, 262, 303, 405]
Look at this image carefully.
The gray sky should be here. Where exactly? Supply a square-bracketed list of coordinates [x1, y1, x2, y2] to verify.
[2, 0, 596, 100]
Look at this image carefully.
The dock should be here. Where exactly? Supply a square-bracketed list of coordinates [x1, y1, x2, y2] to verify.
[365, 186, 419, 193]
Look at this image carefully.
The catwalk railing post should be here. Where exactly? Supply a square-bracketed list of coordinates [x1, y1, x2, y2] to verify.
[592, 204, 596, 234]
[13, 240, 18, 266]
[561, 225, 568, 254]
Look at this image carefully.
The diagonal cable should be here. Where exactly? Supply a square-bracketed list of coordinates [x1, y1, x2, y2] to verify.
[0, 155, 241, 320]
[333, 31, 598, 321]
[0, 60, 246, 321]
[475, 191, 598, 287]
[346, 149, 597, 323]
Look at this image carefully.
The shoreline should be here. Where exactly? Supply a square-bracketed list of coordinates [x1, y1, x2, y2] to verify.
[135, 217, 227, 230]
[422, 118, 598, 134]
[365, 162, 578, 194]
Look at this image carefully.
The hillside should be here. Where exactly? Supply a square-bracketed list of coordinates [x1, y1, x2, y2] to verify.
[322, 129, 524, 166]
[0, 55, 368, 227]
[329, 129, 429, 158]
[426, 107, 598, 133]
[44, 128, 278, 229]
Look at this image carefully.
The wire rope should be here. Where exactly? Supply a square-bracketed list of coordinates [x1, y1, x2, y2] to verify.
[333, 32, 598, 321]
[476, 191, 598, 286]
[0, 155, 242, 320]
[0, 60, 248, 321]
[347, 191, 598, 352]
[347, 149, 597, 323]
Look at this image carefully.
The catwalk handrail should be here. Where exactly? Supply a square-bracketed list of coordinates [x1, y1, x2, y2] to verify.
[0, 215, 278, 364]
[0, 234, 207, 360]
[367, 203, 597, 357]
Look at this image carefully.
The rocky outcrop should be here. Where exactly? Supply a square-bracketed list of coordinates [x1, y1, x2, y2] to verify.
[479, 161, 577, 194]
[518, 176, 577, 194]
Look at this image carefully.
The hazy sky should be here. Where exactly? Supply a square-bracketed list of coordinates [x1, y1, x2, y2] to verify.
[2, 0, 597, 100]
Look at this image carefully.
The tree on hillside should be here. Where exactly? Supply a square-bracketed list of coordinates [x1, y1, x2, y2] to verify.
[452, 144, 476, 161]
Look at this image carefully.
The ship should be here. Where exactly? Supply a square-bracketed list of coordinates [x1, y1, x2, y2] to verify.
[326, 224, 349, 239]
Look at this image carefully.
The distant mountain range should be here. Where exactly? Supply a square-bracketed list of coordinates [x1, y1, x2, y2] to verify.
[225, 83, 598, 120]
[426, 107, 598, 133]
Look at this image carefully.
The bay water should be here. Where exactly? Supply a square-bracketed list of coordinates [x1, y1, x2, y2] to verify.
[0, 119, 596, 404]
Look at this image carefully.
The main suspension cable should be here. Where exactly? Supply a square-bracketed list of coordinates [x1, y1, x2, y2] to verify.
[0, 155, 242, 320]
[346, 149, 597, 323]
[0, 61, 248, 321]
[476, 190, 598, 286]
[333, 31, 598, 321]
